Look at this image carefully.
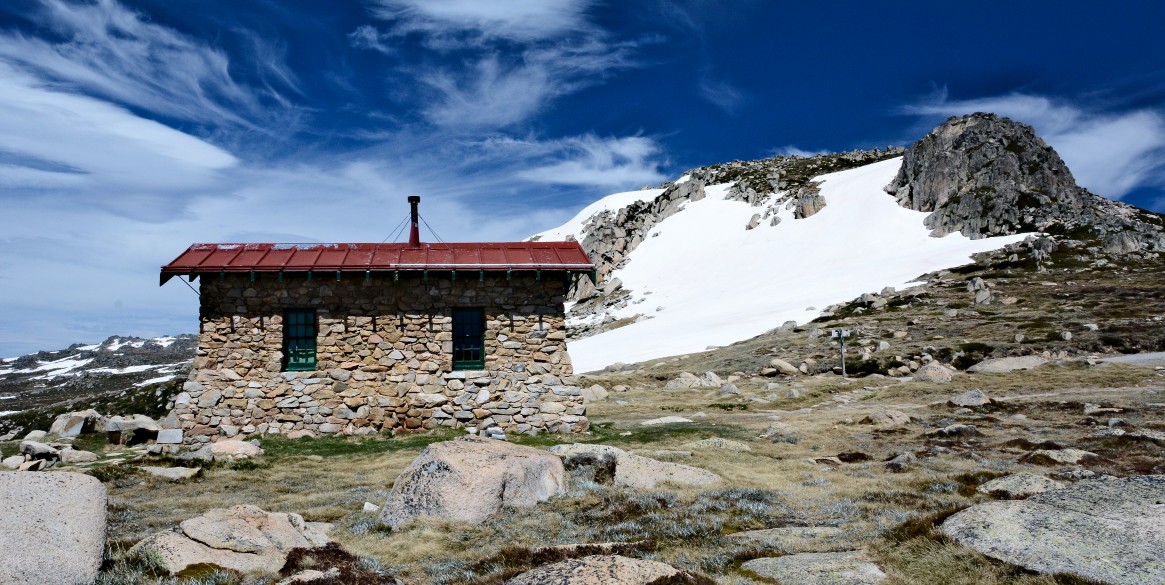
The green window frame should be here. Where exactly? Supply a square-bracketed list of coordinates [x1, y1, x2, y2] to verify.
[283, 309, 317, 371]
[452, 307, 485, 370]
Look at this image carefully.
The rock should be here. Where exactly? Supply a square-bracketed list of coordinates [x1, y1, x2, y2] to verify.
[362, 502, 380, 513]
[769, 358, 800, 375]
[0, 472, 107, 585]
[764, 422, 799, 439]
[140, 466, 201, 481]
[924, 424, 981, 438]
[49, 409, 102, 438]
[1020, 448, 1099, 465]
[208, 440, 264, 459]
[20, 440, 60, 461]
[942, 476, 1165, 584]
[24, 430, 48, 441]
[977, 473, 1063, 499]
[681, 437, 751, 452]
[664, 372, 702, 389]
[549, 443, 720, 489]
[278, 569, 341, 585]
[948, 389, 991, 407]
[581, 384, 609, 403]
[130, 505, 330, 575]
[701, 371, 723, 386]
[106, 414, 161, 444]
[741, 551, 885, 585]
[286, 430, 316, 439]
[719, 383, 740, 395]
[885, 452, 916, 473]
[858, 410, 912, 426]
[2, 455, 25, 469]
[59, 449, 99, 464]
[728, 526, 845, 553]
[913, 362, 953, 383]
[966, 356, 1047, 373]
[19, 459, 47, 471]
[379, 436, 566, 529]
[156, 428, 184, 444]
[506, 555, 685, 585]
[640, 416, 692, 426]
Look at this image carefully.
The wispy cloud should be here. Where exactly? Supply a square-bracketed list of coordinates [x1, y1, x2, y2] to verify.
[769, 145, 825, 158]
[698, 76, 745, 113]
[0, 0, 297, 128]
[357, 0, 635, 130]
[363, 0, 595, 44]
[903, 89, 1165, 199]
[516, 135, 666, 188]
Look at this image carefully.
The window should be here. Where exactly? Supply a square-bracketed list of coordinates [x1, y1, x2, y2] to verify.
[283, 309, 317, 371]
[452, 308, 485, 370]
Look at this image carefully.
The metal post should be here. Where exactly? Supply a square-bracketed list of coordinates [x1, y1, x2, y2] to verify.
[832, 329, 851, 378]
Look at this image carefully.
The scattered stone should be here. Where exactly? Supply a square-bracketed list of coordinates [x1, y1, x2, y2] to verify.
[913, 362, 953, 383]
[741, 551, 885, 585]
[1020, 449, 1100, 466]
[719, 383, 740, 395]
[155, 429, 184, 444]
[664, 372, 703, 389]
[924, 424, 981, 438]
[362, 502, 380, 513]
[506, 554, 685, 585]
[207, 440, 264, 459]
[49, 409, 102, 438]
[769, 358, 800, 376]
[966, 356, 1047, 373]
[581, 384, 609, 403]
[379, 436, 566, 529]
[140, 466, 201, 481]
[23, 430, 48, 441]
[942, 476, 1165, 584]
[885, 452, 916, 473]
[859, 410, 912, 427]
[977, 473, 1063, 499]
[59, 449, 99, 464]
[640, 416, 692, 426]
[278, 568, 341, 585]
[130, 505, 331, 575]
[2, 455, 24, 469]
[948, 389, 991, 407]
[0, 472, 107, 585]
[681, 437, 751, 452]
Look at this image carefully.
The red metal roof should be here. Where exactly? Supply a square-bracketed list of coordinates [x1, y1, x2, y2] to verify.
[160, 242, 594, 285]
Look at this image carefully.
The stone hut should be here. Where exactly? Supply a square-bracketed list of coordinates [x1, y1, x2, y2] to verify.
[159, 198, 594, 447]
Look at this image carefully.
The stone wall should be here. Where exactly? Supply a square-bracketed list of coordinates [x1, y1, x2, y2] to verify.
[164, 272, 587, 447]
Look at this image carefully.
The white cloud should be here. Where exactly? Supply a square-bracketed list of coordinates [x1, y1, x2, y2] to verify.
[770, 145, 824, 158]
[0, 0, 296, 127]
[364, 0, 594, 43]
[517, 135, 666, 187]
[904, 90, 1165, 199]
[359, 0, 633, 130]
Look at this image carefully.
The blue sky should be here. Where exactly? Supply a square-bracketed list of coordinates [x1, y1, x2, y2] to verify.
[1, 0, 1163, 356]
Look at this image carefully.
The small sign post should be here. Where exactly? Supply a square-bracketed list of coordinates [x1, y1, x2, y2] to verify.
[832, 329, 851, 377]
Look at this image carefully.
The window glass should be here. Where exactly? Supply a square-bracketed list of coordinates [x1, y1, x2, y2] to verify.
[452, 308, 485, 370]
[284, 309, 317, 371]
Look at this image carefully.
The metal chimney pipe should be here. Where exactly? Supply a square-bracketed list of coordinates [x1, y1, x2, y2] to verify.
[408, 195, 421, 248]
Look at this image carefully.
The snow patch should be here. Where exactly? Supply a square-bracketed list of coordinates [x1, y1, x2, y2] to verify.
[564, 157, 1029, 372]
[13, 356, 95, 380]
[135, 374, 177, 386]
[75, 344, 101, 351]
[151, 336, 178, 348]
[0, 411, 19, 417]
[88, 364, 160, 375]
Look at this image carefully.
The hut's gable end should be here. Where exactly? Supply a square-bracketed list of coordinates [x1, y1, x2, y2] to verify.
[168, 273, 585, 445]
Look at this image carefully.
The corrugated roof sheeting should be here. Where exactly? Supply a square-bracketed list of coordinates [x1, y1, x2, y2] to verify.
[160, 242, 594, 285]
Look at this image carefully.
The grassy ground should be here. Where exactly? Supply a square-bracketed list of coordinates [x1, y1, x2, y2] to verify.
[4, 358, 1153, 585]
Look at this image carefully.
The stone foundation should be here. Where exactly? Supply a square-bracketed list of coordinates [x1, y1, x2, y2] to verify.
[166, 273, 587, 446]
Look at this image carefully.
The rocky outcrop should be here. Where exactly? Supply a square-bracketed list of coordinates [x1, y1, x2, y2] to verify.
[885, 113, 1165, 251]
[130, 505, 331, 575]
[379, 436, 567, 529]
[741, 551, 886, 585]
[505, 555, 687, 585]
[941, 475, 1165, 584]
[976, 473, 1063, 499]
[0, 472, 107, 585]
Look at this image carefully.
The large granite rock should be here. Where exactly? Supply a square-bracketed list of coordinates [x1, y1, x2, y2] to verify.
[0, 472, 108, 585]
[505, 555, 683, 585]
[977, 473, 1063, 499]
[549, 443, 721, 489]
[379, 436, 566, 530]
[885, 113, 1165, 251]
[942, 475, 1165, 584]
[130, 505, 331, 575]
[741, 551, 885, 584]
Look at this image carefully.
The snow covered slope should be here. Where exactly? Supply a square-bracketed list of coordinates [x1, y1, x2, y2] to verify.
[544, 157, 1029, 372]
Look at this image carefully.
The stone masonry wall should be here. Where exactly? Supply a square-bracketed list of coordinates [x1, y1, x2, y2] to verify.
[164, 273, 587, 447]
